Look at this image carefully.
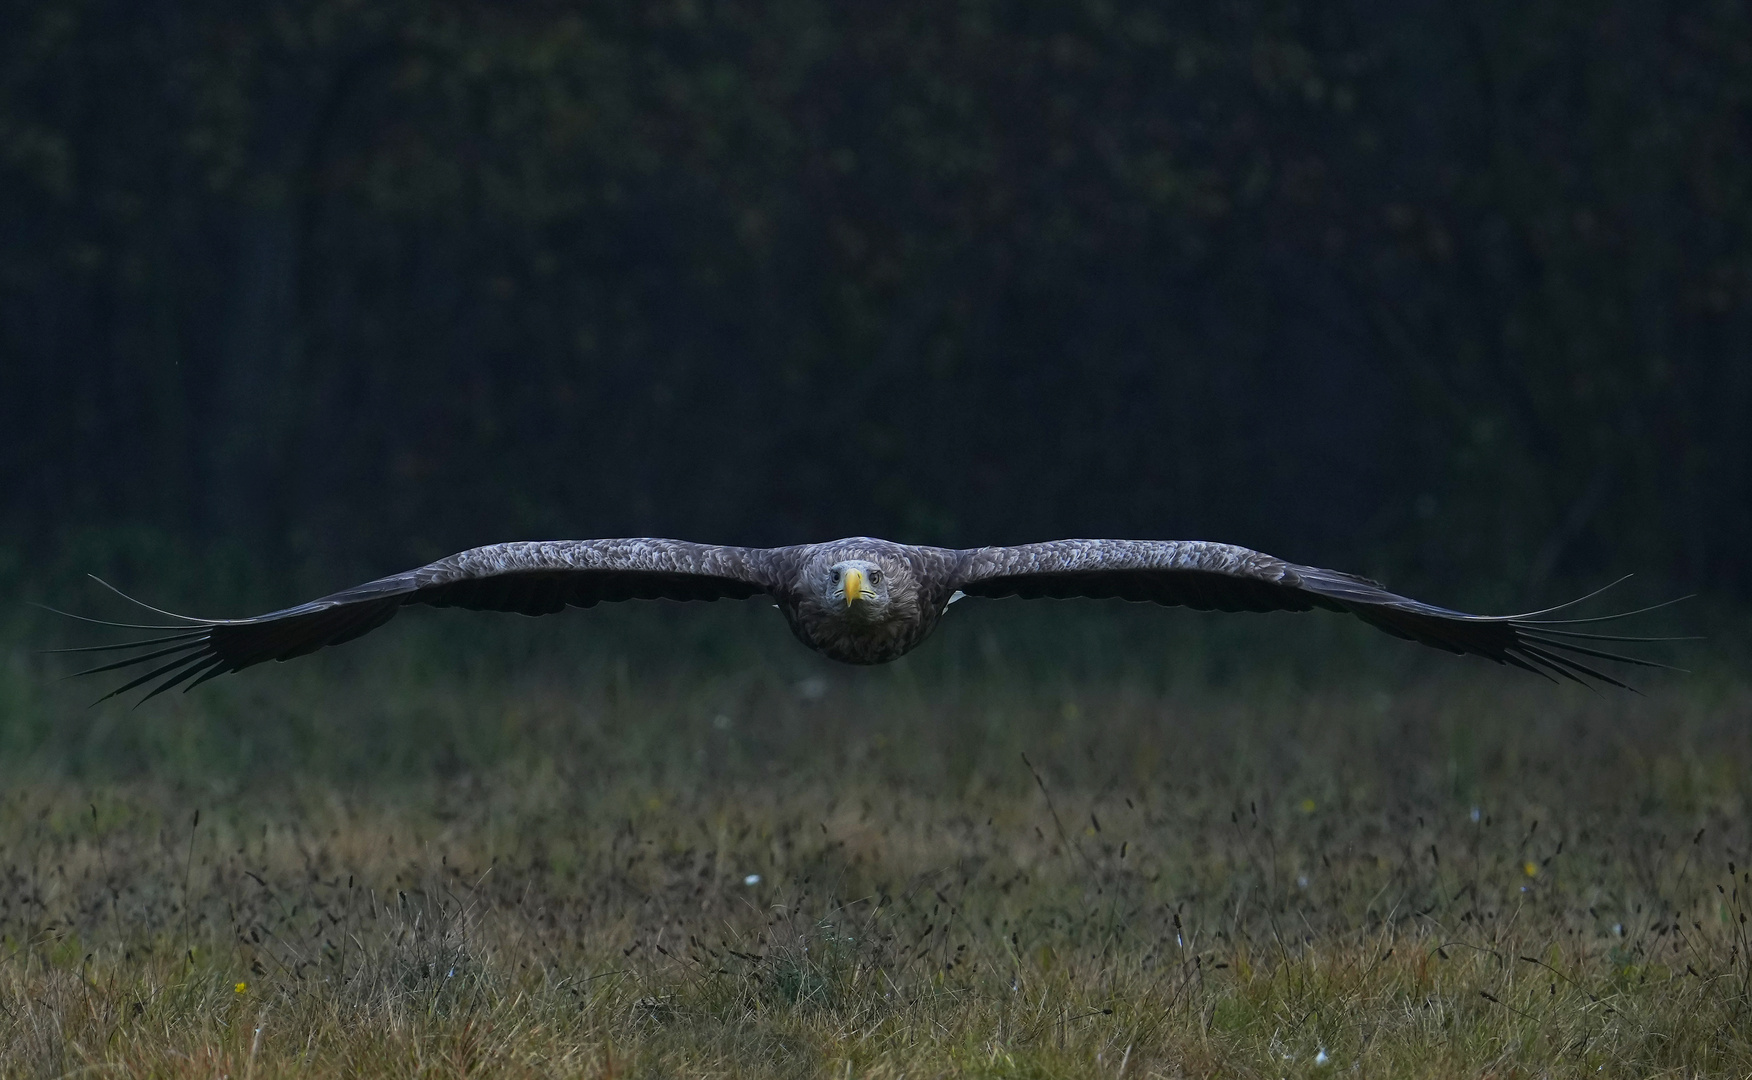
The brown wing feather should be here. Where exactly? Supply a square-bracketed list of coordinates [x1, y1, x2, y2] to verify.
[67, 540, 782, 703]
[951, 539, 1675, 688]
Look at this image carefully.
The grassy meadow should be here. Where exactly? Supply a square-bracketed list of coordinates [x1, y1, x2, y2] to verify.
[1, 594, 1748, 1078]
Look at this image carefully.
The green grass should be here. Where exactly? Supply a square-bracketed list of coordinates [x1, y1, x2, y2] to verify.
[2, 598, 1748, 1077]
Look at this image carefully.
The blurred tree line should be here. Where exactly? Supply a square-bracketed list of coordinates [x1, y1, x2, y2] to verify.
[1, 0, 1748, 601]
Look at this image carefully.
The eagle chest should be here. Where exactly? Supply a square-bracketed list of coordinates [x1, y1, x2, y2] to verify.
[778, 592, 936, 665]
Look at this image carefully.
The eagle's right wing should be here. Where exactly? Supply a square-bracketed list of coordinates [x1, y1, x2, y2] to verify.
[53, 539, 786, 702]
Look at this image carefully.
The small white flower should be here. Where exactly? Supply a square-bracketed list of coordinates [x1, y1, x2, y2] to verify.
[744, 873, 762, 886]
[1297, 875, 1310, 889]
[1470, 807, 1481, 822]
[1612, 923, 1623, 936]
[1314, 1048, 1330, 1066]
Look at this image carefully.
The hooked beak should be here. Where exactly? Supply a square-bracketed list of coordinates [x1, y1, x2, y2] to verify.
[842, 567, 866, 606]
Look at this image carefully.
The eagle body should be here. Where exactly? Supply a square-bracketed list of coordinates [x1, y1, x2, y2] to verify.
[771, 538, 957, 664]
[60, 535, 1668, 702]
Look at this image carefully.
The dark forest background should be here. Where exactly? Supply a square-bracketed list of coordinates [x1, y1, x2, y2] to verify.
[3, 0, 1749, 606]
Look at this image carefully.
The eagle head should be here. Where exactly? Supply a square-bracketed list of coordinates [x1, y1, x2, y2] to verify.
[824, 558, 894, 620]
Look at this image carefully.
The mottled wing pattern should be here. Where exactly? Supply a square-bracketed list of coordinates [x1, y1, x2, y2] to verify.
[62, 540, 785, 703]
[953, 540, 1326, 611]
[949, 539, 1673, 687]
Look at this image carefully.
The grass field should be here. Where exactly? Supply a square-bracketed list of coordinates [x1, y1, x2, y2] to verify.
[1, 597, 1747, 1077]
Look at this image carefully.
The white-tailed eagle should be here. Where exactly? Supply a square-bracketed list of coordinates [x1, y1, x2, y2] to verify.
[52, 537, 1679, 702]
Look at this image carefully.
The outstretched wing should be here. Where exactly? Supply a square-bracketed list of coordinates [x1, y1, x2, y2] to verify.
[55, 540, 783, 703]
[951, 539, 1682, 688]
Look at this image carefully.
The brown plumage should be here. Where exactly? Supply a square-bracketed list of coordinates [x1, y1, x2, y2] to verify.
[51, 536, 1681, 703]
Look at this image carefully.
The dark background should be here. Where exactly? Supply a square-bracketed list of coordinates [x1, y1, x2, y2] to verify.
[3, 0, 1748, 606]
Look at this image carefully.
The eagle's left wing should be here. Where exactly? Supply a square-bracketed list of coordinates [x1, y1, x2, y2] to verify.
[950, 539, 1680, 688]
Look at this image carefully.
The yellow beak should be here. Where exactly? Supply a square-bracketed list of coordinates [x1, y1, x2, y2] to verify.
[842, 568, 866, 606]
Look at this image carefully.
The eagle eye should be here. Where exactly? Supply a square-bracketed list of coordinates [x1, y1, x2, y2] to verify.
[870, 569, 883, 585]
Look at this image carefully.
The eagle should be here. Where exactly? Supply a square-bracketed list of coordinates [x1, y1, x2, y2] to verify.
[53, 536, 1675, 702]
